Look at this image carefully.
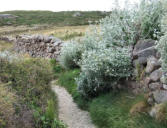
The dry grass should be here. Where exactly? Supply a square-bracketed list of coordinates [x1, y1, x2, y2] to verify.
[0, 25, 49, 36]
[0, 82, 17, 127]
[0, 25, 88, 36]
[0, 41, 13, 51]
[27, 25, 89, 41]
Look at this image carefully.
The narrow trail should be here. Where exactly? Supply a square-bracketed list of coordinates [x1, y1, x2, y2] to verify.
[51, 82, 96, 128]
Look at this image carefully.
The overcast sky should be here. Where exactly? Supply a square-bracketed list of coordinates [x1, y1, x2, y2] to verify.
[0, 0, 140, 12]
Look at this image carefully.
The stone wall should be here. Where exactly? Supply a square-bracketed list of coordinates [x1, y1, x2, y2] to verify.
[132, 39, 167, 105]
[14, 35, 63, 60]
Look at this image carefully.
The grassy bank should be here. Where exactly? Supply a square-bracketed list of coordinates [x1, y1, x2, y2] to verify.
[0, 54, 66, 128]
[0, 11, 109, 26]
[53, 63, 167, 128]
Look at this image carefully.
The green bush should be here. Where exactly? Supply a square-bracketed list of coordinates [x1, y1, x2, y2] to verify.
[0, 53, 65, 128]
[59, 42, 82, 69]
[157, 33, 167, 84]
[135, 0, 165, 40]
[73, 6, 135, 98]
[100, 9, 137, 47]
[41, 99, 67, 128]
[77, 48, 132, 98]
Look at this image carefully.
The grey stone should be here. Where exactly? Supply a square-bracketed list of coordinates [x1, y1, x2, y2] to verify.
[144, 77, 151, 86]
[44, 36, 52, 43]
[0, 14, 18, 19]
[133, 39, 155, 59]
[153, 90, 167, 103]
[150, 68, 162, 82]
[13, 34, 63, 59]
[73, 12, 82, 17]
[146, 56, 161, 73]
[148, 82, 161, 91]
[137, 57, 148, 65]
[51, 37, 61, 43]
[137, 46, 157, 58]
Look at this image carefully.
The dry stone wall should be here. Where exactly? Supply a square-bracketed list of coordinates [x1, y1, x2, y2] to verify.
[132, 39, 167, 105]
[14, 35, 64, 60]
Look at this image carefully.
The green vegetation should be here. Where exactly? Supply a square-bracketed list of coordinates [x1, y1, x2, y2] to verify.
[52, 66, 167, 128]
[0, 40, 12, 51]
[0, 11, 109, 26]
[57, 31, 84, 41]
[56, 0, 167, 127]
[0, 54, 66, 128]
[59, 42, 82, 69]
[89, 92, 167, 128]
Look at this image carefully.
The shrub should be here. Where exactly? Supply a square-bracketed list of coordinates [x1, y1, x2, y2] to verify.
[161, 0, 167, 33]
[59, 41, 82, 69]
[75, 6, 135, 98]
[99, 9, 137, 47]
[77, 48, 132, 98]
[157, 33, 167, 84]
[135, 0, 165, 40]
[0, 53, 58, 127]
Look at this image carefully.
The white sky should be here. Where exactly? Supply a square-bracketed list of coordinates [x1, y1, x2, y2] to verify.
[0, 0, 140, 12]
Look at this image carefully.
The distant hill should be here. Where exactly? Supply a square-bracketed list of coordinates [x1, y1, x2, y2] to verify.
[0, 11, 110, 26]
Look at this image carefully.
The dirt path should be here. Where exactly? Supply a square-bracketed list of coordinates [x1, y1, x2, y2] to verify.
[52, 82, 96, 128]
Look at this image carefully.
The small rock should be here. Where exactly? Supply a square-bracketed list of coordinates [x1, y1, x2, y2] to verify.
[156, 52, 161, 59]
[150, 68, 162, 82]
[144, 77, 151, 86]
[147, 97, 154, 106]
[44, 36, 52, 43]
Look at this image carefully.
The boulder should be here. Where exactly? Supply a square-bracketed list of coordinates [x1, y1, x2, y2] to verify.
[145, 56, 161, 73]
[137, 57, 148, 65]
[150, 68, 162, 82]
[0, 14, 18, 19]
[137, 46, 157, 58]
[153, 90, 167, 103]
[133, 39, 155, 59]
[73, 12, 82, 17]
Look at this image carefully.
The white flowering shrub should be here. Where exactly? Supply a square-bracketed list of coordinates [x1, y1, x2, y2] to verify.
[161, 1, 167, 33]
[59, 41, 82, 69]
[135, 0, 165, 39]
[157, 33, 167, 75]
[76, 48, 132, 97]
[75, 5, 137, 98]
[99, 9, 137, 47]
